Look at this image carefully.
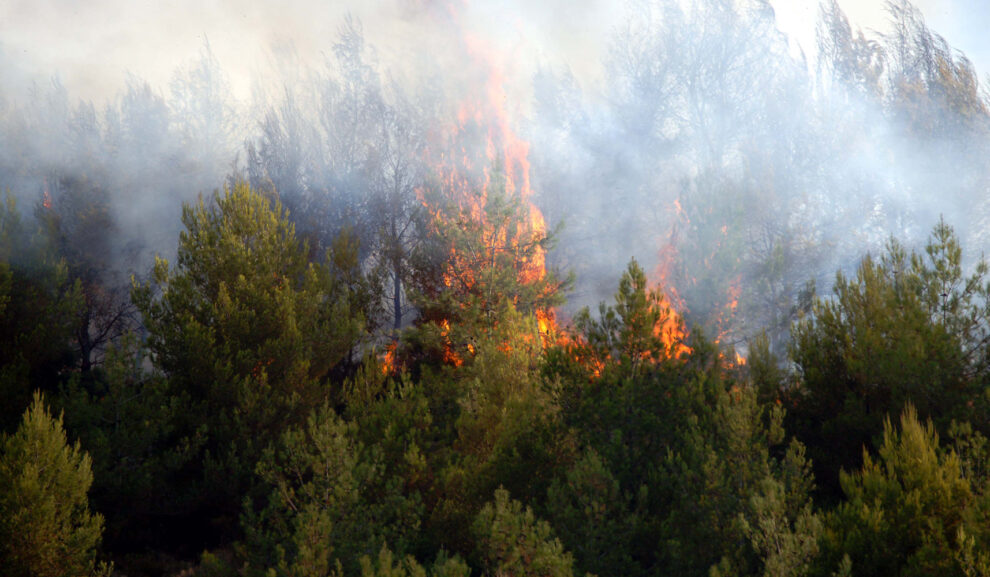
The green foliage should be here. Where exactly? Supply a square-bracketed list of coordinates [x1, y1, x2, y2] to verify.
[660, 358, 789, 577]
[472, 487, 575, 577]
[56, 333, 202, 550]
[0, 392, 110, 577]
[546, 448, 643, 577]
[911, 218, 990, 379]
[0, 191, 84, 431]
[411, 305, 573, 558]
[245, 403, 423, 576]
[343, 361, 442, 508]
[358, 545, 470, 577]
[789, 221, 987, 497]
[740, 441, 822, 577]
[132, 180, 367, 534]
[134, 179, 364, 407]
[452, 305, 570, 500]
[818, 405, 977, 577]
[747, 333, 789, 407]
[946, 421, 990, 576]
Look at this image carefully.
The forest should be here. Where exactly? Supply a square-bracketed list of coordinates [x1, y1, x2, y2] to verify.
[2, 0, 990, 575]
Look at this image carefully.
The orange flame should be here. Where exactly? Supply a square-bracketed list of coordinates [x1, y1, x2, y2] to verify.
[417, 8, 557, 367]
[652, 300, 691, 359]
[381, 341, 397, 376]
[713, 277, 742, 344]
[439, 319, 465, 367]
[655, 192, 751, 365]
[536, 308, 552, 339]
[42, 178, 52, 210]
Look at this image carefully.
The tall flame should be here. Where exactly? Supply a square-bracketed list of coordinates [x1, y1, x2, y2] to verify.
[416, 4, 554, 367]
[651, 197, 691, 358]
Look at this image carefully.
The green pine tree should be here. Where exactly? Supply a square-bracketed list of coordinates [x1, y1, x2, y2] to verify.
[0, 191, 83, 432]
[358, 545, 470, 577]
[472, 487, 575, 577]
[0, 391, 110, 577]
[132, 180, 366, 538]
[818, 405, 976, 577]
[244, 403, 423, 576]
[789, 221, 987, 499]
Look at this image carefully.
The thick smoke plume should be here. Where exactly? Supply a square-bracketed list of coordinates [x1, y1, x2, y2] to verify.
[2, 0, 990, 355]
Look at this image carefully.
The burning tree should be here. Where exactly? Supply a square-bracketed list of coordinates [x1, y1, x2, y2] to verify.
[382, 4, 574, 372]
[405, 161, 567, 369]
[547, 259, 690, 383]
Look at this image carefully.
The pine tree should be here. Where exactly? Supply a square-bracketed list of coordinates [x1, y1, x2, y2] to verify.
[472, 487, 575, 577]
[132, 180, 367, 534]
[789, 221, 986, 498]
[244, 403, 423, 576]
[818, 405, 975, 577]
[0, 392, 110, 577]
[358, 545, 470, 577]
[0, 191, 83, 431]
[405, 163, 568, 369]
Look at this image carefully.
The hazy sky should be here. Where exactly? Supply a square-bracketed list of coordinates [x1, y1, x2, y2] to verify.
[0, 0, 988, 104]
[774, 0, 990, 74]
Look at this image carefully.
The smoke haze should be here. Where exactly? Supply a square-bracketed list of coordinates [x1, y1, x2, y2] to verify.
[3, 0, 990, 353]
[0, 0, 623, 103]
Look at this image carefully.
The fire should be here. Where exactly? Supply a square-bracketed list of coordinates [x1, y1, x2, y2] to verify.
[536, 308, 551, 338]
[439, 319, 465, 367]
[381, 341, 397, 376]
[714, 277, 742, 344]
[650, 197, 692, 359]
[413, 4, 703, 374]
[42, 178, 52, 209]
[652, 301, 691, 359]
[656, 197, 688, 313]
[415, 5, 559, 368]
[554, 329, 605, 379]
[655, 194, 747, 365]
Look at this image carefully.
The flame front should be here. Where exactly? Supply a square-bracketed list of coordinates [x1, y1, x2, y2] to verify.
[439, 319, 465, 367]
[404, 4, 702, 373]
